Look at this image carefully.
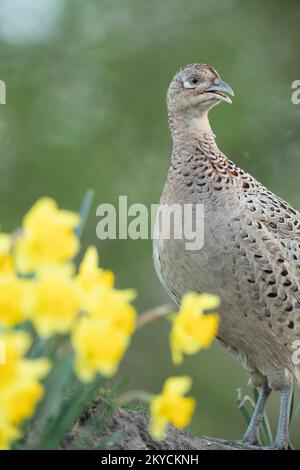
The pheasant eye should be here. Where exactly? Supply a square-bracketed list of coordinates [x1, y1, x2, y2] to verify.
[183, 76, 199, 89]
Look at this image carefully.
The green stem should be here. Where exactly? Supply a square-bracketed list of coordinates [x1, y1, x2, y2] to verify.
[137, 304, 173, 329]
[74, 189, 95, 239]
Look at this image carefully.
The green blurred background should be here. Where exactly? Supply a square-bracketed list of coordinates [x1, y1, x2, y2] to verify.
[1, 0, 300, 445]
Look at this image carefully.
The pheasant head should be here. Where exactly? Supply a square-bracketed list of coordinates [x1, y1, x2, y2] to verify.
[167, 63, 234, 124]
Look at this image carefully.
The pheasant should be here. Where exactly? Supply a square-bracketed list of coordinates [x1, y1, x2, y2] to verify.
[153, 63, 300, 450]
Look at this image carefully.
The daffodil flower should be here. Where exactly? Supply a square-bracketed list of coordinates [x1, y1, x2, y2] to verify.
[0, 330, 51, 449]
[0, 233, 14, 274]
[28, 265, 81, 337]
[170, 292, 220, 365]
[76, 245, 114, 308]
[85, 286, 137, 336]
[0, 413, 20, 450]
[15, 197, 80, 273]
[72, 316, 130, 382]
[0, 274, 28, 327]
[149, 376, 196, 440]
[72, 269, 137, 381]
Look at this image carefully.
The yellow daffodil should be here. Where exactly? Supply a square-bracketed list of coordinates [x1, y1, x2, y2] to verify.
[0, 330, 31, 386]
[76, 246, 114, 307]
[0, 274, 28, 327]
[72, 316, 130, 381]
[170, 292, 220, 365]
[28, 265, 81, 337]
[72, 277, 137, 381]
[15, 197, 80, 273]
[2, 353, 50, 426]
[85, 286, 137, 336]
[0, 330, 51, 449]
[0, 330, 50, 389]
[0, 413, 20, 450]
[0, 233, 13, 274]
[2, 379, 45, 426]
[149, 376, 196, 440]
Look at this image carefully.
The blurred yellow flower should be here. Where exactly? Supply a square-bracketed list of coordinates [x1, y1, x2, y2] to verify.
[86, 286, 137, 335]
[0, 413, 20, 450]
[0, 330, 31, 386]
[170, 292, 220, 365]
[149, 376, 195, 440]
[2, 379, 45, 426]
[15, 198, 80, 273]
[72, 316, 130, 381]
[0, 274, 27, 327]
[29, 266, 81, 337]
[76, 246, 114, 306]
[0, 330, 51, 449]
[0, 330, 50, 390]
[72, 262, 137, 381]
[0, 233, 14, 274]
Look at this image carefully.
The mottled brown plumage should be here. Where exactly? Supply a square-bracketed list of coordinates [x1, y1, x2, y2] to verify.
[153, 63, 299, 449]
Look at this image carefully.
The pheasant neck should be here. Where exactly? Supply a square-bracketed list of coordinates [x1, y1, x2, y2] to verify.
[169, 110, 240, 198]
[170, 111, 221, 163]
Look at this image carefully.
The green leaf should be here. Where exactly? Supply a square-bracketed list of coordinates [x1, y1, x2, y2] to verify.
[37, 377, 103, 449]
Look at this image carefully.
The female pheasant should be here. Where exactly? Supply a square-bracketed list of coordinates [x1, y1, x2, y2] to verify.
[153, 63, 300, 450]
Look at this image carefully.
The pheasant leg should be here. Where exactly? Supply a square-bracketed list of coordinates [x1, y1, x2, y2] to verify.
[213, 385, 271, 448]
[242, 385, 271, 445]
[273, 385, 294, 450]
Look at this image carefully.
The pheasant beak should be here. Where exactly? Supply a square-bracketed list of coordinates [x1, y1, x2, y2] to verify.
[205, 79, 234, 104]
